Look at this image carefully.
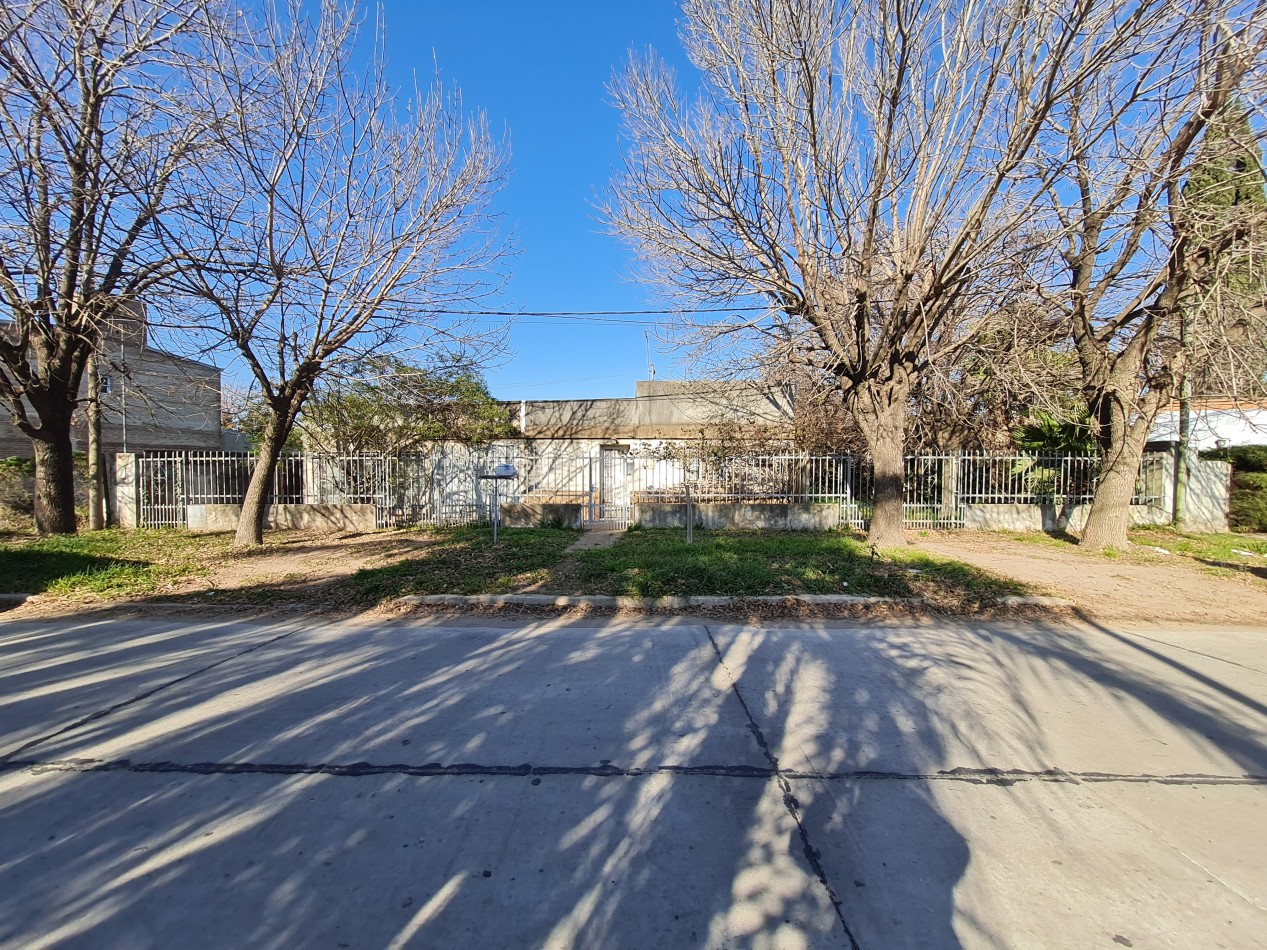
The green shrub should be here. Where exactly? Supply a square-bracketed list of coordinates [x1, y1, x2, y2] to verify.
[1203, 445, 1267, 473]
[1203, 446, 1267, 532]
[1229, 471, 1267, 532]
[0, 456, 35, 521]
[0, 457, 36, 477]
[0, 454, 93, 527]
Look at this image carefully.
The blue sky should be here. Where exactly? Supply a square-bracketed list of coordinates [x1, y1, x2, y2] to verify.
[374, 1, 698, 401]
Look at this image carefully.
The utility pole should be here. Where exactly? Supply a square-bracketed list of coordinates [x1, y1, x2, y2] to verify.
[86, 349, 105, 530]
[1172, 308, 1193, 529]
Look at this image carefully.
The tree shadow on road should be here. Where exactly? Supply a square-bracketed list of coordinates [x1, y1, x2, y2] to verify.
[2, 606, 1263, 947]
[0, 608, 976, 948]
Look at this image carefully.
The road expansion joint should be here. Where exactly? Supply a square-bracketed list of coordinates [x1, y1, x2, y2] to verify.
[702, 625, 861, 950]
[3, 757, 1260, 788]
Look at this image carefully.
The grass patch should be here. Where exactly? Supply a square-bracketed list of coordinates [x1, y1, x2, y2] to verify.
[341, 525, 580, 603]
[0, 523, 1042, 610]
[1131, 526, 1267, 559]
[998, 524, 1263, 558]
[566, 529, 1028, 605]
[0, 529, 228, 596]
[1000, 525, 1266, 580]
[1129, 526, 1267, 578]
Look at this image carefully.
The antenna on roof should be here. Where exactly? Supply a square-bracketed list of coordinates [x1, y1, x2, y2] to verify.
[644, 330, 655, 381]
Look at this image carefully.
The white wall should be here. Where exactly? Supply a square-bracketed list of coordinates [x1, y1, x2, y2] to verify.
[1149, 408, 1267, 450]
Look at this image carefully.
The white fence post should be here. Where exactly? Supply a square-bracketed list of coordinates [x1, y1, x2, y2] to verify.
[115, 453, 139, 529]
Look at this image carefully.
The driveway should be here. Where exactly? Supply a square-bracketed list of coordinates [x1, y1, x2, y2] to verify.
[1, 612, 1264, 948]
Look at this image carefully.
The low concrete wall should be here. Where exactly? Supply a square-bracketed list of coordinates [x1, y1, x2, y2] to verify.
[187, 503, 377, 533]
[500, 503, 585, 529]
[962, 502, 1170, 533]
[634, 502, 841, 531]
[1184, 458, 1231, 533]
[959, 452, 1230, 533]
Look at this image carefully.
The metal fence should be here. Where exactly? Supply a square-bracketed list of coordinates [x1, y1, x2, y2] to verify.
[135, 446, 516, 529]
[134, 446, 1169, 531]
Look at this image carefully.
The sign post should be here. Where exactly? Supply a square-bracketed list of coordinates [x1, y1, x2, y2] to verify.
[477, 463, 518, 543]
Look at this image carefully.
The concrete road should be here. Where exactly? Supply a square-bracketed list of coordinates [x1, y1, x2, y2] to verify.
[1, 611, 1264, 949]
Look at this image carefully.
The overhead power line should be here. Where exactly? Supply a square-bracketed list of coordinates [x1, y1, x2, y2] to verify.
[441, 306, 768, 316]
[452, 305, 775, 327]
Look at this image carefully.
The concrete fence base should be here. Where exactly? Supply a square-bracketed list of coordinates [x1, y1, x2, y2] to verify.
[500, 503, 586, 529]
[187, 503, 377, 533]
[633, 502, 841, 531]
[961, 502, 1171, 533]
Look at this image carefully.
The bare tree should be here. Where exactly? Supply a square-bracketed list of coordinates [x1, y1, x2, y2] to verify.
[1031, 5, 1267, 550]
[173, 0, 509, 546]
[906, 302, 1082, 453]
[606, 0, 1168, 547]
[0, 0, 216, 533]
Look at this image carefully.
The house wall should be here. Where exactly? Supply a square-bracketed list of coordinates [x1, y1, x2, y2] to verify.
[514, 380, 794, 440]
[0, 321, 223, 458]
[93, 347, 222, 453]
[1149, 402, 1267, 449]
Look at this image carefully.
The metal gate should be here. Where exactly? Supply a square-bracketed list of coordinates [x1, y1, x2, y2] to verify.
[137, 454, 187, 528]
[594, 447, 633, 525]
[136, 451, 255, 528]
[903, 455, 965, 529]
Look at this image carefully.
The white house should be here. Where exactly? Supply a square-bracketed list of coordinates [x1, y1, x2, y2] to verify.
[1148, 397, 1267, 450]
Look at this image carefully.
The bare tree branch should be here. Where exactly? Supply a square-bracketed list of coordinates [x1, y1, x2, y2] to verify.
[606, 0, 1158, 545]
[0, 0, 219, 533]
[166, 0, 511, 546]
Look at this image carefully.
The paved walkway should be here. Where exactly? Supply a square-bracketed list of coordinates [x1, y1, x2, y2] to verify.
[563, 527, 627, 553]
[1, 613, 1264, 948]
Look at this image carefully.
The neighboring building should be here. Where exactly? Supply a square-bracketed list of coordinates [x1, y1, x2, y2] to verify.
[484, 379, 797, 520]
[0, 303, 226, 458]
[510, 379, 795, 448]
[1148, 397, 1267, 451]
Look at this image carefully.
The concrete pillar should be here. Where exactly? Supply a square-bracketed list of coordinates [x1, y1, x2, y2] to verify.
[115, 453, 139, 529]
[938, 454, 961, 520]
[1154, 450, 1177, 521]
[1184, 458, 1231, 533]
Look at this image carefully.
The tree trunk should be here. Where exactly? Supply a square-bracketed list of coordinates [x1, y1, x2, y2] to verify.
[853, 379, 909, 548]
[31, 428, 78, 535]
[1080, 394, 1154, 551]
[234, 413, 291, 547]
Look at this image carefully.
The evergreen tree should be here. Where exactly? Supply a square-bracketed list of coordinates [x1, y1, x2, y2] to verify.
[1180, 99, 1267, 398]
[1173, 100, 1267, 527]
[1185, 101, 1267, 219]
[300, 357, 514, 455]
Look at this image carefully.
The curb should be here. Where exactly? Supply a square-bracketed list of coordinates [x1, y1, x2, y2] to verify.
[396, 593, 926, 610]
[0, 593, 34, 605]
[998, 595, 1076, 607]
